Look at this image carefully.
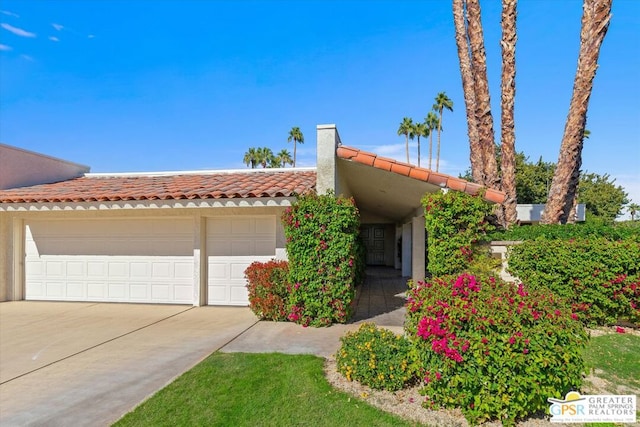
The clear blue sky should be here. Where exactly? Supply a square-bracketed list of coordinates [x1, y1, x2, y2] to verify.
[1, 0, 638, 207]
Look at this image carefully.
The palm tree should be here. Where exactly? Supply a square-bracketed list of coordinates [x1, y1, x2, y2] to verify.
[628, 203, 640, 221]
[276, 149, 293, 167]
[412, 122, 428, 167]
[467, 0, 500, 191]
[243, 147, 259, 169]
[287, 127, 304, 167]
[256, 147, 274, 168]
[453, 0, 482, 183]
[397, 117, 414, 164]
[541, 0, 612, 224]
[424, 112, 439, 170]
[500, 0, 518, 227]
[432, 92, 453, 172]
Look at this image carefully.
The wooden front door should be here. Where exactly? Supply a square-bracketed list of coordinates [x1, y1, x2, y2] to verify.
[361, 225, 385, 265]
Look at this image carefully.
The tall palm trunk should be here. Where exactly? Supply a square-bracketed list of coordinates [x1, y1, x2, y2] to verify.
[405, 135, 410, 164]
[435, 112, 442, 172]
[453, 0, 482, 184]
[466, 0, 499, 190]
[293, 138, 297, 167]
[500, 0, 518, 227]
[417, 136, 421, 167]
[541, 0, 612, 224]
[428, 132, 434, 170]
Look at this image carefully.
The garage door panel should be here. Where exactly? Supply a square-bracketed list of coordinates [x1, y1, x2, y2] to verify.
[45, 282, 65, 298]
[25, 219, 195, 304]
[129, 284, 149, 300]
[67, 262, 84, 276]
[87, 283, 107, 299]
[45, 261, 64, 277]
[66, 282, 84, 298]
[230, 285, 249, 304]
[207, 216, 276, 306]
[209, 286, 227, 304]
[108, 283, 127, 299]
[207, 256, 272, 305]
[108, 262, 128, 277]
[209, 263, 228, 279]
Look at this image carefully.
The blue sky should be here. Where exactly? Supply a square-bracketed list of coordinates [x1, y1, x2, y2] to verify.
[1, 0, 639, 208]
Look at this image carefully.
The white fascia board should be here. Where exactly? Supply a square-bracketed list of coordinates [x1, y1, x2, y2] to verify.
[0, 197, 296, 212]
[85, 167, 316, 178]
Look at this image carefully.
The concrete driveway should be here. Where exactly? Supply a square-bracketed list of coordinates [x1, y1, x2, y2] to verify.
[0, 301, 257, 427]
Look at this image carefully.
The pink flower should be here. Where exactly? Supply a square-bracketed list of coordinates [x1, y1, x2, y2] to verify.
[435, 372, 442, 380]
[523, 348, 529, 354]
[508, 336, 516, 345]
[517, 283, 528, 297]
[481, 337, 488, 344]
[616, 326, 625, 334]
[571, 313, 579, 320]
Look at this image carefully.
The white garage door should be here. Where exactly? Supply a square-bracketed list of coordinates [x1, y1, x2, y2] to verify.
[25, 219, 194, 304]
[207, 216, 276, 305]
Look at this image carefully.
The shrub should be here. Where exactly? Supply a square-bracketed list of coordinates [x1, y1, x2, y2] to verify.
[336, 323, 416, 391]
[282, 192, 363, 327]
[423, 191, 496, 277]
[245, 260, 290, 321]
[488, 221, 640, 242]
[405, 274, 588, 426]
[507, 237, 640, 326]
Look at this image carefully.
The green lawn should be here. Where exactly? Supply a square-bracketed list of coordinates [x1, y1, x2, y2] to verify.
[114, 333, 640, 427]
[113, 352, 417, 427]
[583, 332, 640, 393]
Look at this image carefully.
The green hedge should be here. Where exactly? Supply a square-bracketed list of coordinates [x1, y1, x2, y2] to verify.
[282, 192, 364, 327]
[423, 191, 496, 277]
[507, 237, 640, 326]
[488, 221, 640, 242]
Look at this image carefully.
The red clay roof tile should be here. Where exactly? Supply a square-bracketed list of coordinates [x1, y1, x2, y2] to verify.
[0, 171, 316, 204]
[336, 145, 507, 204]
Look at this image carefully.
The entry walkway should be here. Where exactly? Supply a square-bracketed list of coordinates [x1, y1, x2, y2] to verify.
[351, 266, 409, 327]
[222, 266, 410, 358]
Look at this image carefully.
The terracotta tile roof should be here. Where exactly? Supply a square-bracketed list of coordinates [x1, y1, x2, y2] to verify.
[0, 170, 316, 203]
[336, 145, 507, 204]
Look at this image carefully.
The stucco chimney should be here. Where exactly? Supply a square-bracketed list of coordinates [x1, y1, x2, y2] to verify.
[315, 124, 341, 195]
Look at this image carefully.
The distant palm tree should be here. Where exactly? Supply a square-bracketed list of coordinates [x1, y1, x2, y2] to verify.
[287, 127, 304, 167]
[628, 203, 640, 221]
[412, 122, 428, 167]
[256, 147, 274, 168]
[433, 92, 453, 172]
[397, 117, 414, 164]
[277, 149, 293, 167]
[243, 147, 259, 168]
[424, 112, 439, 170]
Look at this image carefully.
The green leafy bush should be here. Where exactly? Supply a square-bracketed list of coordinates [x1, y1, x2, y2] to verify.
[423, 191, 496, 277]
[507, 237, 640, 326]
[488, 221, 640, 242]
[336, 323, 416, 391]
[405, 274, 588, 426]
[245, 260, 290, 321]
[282, 192, 363, 327]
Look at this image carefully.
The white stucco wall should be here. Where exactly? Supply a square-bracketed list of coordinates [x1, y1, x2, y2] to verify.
[0, 143, 90, 190]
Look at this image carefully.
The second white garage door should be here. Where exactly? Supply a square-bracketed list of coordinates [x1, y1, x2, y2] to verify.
[207, 216, 276, 305]
[25, 218, 195, 304]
